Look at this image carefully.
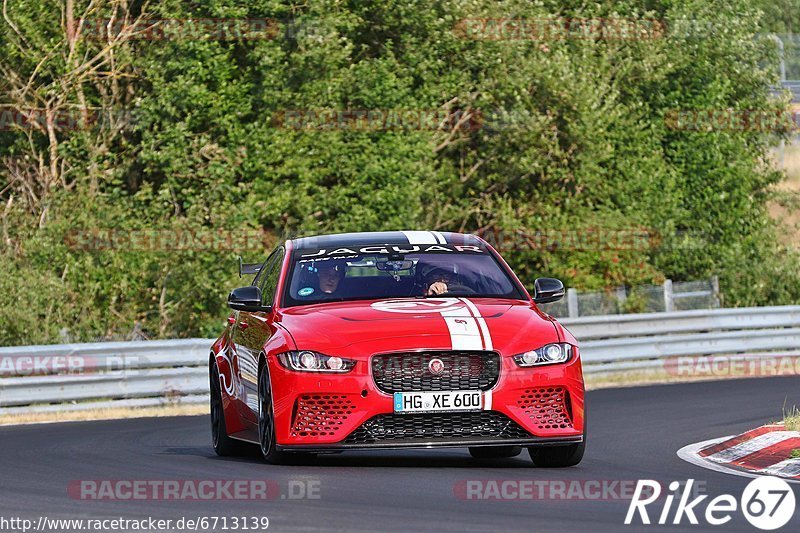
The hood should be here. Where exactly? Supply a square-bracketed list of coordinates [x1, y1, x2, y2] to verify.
[278, 297, 560, 357]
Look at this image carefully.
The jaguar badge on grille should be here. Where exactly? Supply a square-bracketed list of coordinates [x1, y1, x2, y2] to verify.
[428, 358, 445, 375]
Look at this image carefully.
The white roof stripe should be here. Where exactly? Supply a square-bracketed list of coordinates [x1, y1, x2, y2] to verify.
[431, 231, 447, 244]
[401, 230, 438, 245]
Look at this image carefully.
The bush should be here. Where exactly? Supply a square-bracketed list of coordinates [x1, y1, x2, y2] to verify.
[1, 0, 798, 343]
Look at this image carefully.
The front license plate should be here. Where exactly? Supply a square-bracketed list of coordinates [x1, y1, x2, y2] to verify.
[393, 390, 483, 413]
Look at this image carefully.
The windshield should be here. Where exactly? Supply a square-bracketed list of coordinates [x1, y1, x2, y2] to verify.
[283, 248, 525, 306]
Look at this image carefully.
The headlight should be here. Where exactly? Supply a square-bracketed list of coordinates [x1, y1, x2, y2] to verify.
[513, 343, 573, 367]
[277, 351, 356, 373]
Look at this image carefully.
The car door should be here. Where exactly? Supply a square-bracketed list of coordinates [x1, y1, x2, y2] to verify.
[233, 246, 285, 423]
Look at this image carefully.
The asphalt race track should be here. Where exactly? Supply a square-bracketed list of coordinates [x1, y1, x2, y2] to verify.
[2, 377, 800, 532]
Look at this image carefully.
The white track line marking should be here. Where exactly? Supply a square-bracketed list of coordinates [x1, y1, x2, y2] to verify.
[705, 432, 798, 463]
[758, 458, 800, 478]
[677, 437, 800, 484]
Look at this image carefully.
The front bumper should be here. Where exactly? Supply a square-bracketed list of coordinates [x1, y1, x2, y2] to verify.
[268, 350, 585, 448]
[278, 435, 584, 452]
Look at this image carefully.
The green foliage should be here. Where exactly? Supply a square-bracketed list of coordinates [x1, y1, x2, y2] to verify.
[1, 0, 798, 344]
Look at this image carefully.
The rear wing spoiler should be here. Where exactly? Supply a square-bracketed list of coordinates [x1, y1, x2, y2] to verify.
[238, 256, 262, 278]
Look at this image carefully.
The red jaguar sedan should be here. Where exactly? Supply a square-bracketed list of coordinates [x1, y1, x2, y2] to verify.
[210, 231, 585, 466]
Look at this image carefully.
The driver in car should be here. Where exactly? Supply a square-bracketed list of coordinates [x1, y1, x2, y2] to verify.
[423, 266, 456, 296]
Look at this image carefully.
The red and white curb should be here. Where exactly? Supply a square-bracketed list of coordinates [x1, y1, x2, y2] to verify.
[678, 424, 800, 482]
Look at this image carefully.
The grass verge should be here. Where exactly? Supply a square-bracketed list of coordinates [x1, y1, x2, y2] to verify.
[0, 403, 207, 426]
[783, 405, 800, 432]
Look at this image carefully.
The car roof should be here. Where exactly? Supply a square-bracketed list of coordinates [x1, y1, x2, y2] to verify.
[290, 231, 486, 252]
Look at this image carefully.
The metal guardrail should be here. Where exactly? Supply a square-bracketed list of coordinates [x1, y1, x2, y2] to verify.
[564, 306, 800, 373]
[0, 339, 211, 413]
[785, 81, 800, 102]
[1, 305, 799, 413]
[774, 80, 800, 103]
[542, 277, 720, 318]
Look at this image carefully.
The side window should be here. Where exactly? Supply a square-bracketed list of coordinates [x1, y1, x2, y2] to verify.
[258, 247, 285, 306]
[252, 249, 278, 289]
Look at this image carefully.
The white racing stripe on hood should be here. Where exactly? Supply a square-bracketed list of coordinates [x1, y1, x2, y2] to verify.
[434, 297, 494, 351]
[459, 298, 494, 350]
[440, 304, 484, 350]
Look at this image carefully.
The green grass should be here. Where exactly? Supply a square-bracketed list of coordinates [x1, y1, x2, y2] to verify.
[782, 404, 800, 431]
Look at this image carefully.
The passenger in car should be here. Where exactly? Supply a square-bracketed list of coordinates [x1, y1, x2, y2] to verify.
[318, 261, 346, 294]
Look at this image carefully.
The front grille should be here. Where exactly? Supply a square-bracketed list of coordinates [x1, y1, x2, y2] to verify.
[343, 411, 531, 445]
[371, 351, 500, 393]
[517, 387, 573, 430]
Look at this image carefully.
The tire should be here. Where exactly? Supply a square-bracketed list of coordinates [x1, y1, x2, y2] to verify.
[257, 365, 293, 465]
[528, 429, 586, 468]
[210, 362, 250, 456]
[469, 446, 522, 459]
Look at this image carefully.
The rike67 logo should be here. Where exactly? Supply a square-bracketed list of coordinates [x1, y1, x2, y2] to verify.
[626, 477, 796, 530]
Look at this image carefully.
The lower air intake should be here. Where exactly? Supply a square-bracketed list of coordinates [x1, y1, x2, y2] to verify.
[291, 394, 357, 438]
[343, 411, 531, 445]
[517, 387, 573, 430]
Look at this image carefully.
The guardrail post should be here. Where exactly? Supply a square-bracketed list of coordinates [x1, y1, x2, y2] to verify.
[567, 288, 579, 318]
[710, 276, 720, 308]
[663, 279, 674, 312]
[776, 35, 787, 166]
[615, 286, 627, 312]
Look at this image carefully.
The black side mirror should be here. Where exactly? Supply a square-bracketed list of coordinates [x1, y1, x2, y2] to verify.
[532, 278, 565, 304]
[228, 286, 269, 312]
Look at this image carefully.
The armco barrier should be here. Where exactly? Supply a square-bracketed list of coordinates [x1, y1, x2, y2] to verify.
[568, 306, 800, 372]
[0, 339, 211, 413]
[1, 306, 799, 413]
